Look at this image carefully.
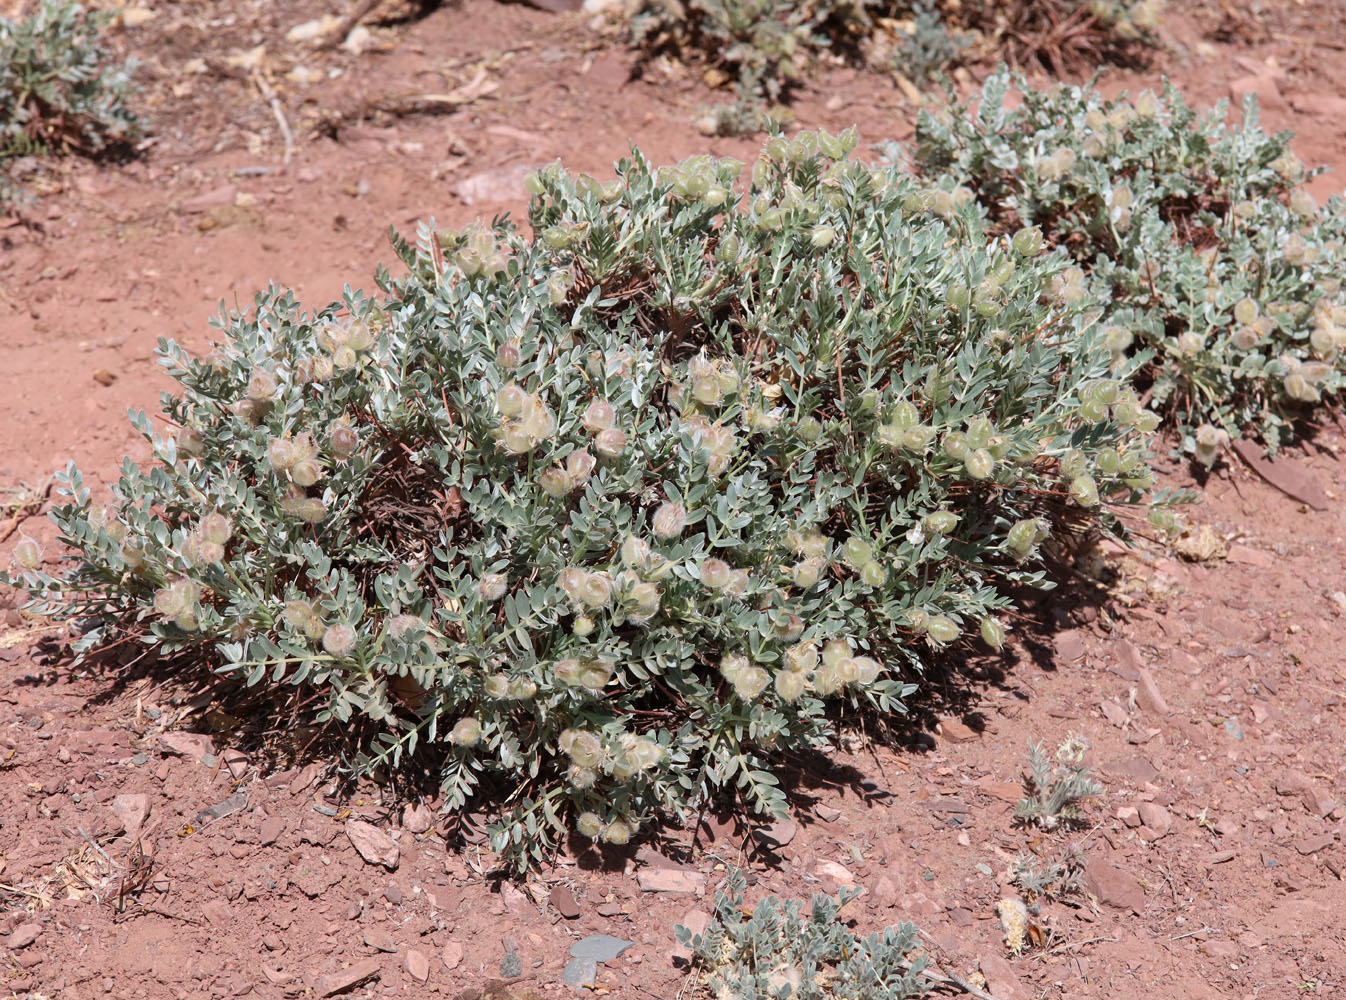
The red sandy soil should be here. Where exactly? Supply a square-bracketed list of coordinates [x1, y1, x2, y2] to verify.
[2, 2, 1345, 999]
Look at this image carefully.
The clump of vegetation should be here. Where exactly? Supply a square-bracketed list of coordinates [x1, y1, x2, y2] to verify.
[915, 69, 1346, 456]
[0, 0, 141, 207]
[675, 868, 929, 999]
[1015, 734, 1102, 830]
[5, 128, 1172, 870]
[626, 1, 1160, 135]
[1011, 842, 1087, 904]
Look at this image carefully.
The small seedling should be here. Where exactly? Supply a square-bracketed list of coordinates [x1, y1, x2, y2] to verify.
[1015, 734, 1102, 830]
[675, 868, 929, 999]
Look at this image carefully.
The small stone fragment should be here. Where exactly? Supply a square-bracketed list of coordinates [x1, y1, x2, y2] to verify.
[571, 934, 635, 962]
[404, 949, 429, 982]
[869, 875, 898, 908]
[159, 731, 215, 762]
[813, 860, 856, 884]
[111, 793, 151, 841]
[313, 958, 381, 997]
[345, 819, 400, 869]
[1137, 802, 1172, 838]
[363, 929, 395, 953]
[561, 956, 598, 990]
[221, 748, 248, 779]
[1135, 668, 1170, 716]
[1295, 833, 1334, 855]
[7, 923, 42, 949]
[402, 803, 435, 835]
[1100, 700, 1129, 727]
[636, 869, 705, 894]
[92, 368, 116, 386]
[937, 717, 978, 742]
[441, 941, 464, 970]
[550, 885, 580, 919]
[259, 816, 285, 845]
[752, 818, 797, 849]
[1117, 806, 1141, 828]
[1083, 860, 1146, 914]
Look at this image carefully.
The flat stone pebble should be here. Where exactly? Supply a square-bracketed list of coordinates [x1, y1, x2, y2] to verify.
[570, 934, 634, 962]
[561, 956, 597, 990]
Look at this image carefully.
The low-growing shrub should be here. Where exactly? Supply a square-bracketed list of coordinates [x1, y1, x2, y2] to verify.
[0, 0, 141, 207]
[915, 68, 1346, 455]
[626, 1, 1160, 135]
[675, 868, 929, 999]
[5, 129, 1171, 869]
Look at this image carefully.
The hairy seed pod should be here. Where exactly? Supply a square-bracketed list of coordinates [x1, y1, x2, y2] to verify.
[652, 501, 687, 538]
[322, 623, 357, 657]
[582, 399, 617, 434]
[576, 811, 603, 839]
[478, 572, 508, 601]
[980, 617, 1006, 650]
[785, 642, 818, 673]
[451, 718, 482, 747]
[594, 428, 627, 459]
[11, 537, 41, 570]
[733, 666, 770, 701]
[700, 558, 731, 590]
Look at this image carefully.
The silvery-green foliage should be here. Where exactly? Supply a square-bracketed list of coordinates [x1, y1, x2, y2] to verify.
[5, 129, 1166, 871]
[915, 68, 1346, 454]
[675, 868, 928, 999]
[1014, 733, 1101, 830]
[1, 0, 141, 206]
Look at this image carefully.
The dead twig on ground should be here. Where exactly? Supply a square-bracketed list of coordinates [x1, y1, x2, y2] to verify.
[0, 478, 53, 545]
[252, 74, 294, 165]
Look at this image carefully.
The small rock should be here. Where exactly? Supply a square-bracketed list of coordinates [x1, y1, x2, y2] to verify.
[259, 816, 285, 846]
[1215, 817, 1239, 837]
[937, 717, 978, 742]
[1137, 802, 1172, 838]
[1100, 700, 1129, 727]
[404, 949, 429, 982]
[1135, 668, 1170, 716]
[595, 902, 623, 917]
[1054, 630, 1086, 663]
[221, 748, 248, 779]
[92, 368, 116, 386]
[869, 875, 898, 908]
[550, 885, 580, 919]
[570, 934, 634, 962]
[263, 935, 283, 952]
[452, 165, 538, 206]
[159, 731, 215, 762]
[677, 909, 712, 941]
[979, 953, 1029, 1000]
[7, 923, 42, 949]
[1230, 73, 1288, 113]
[1295, 833, 1334, 855]
[362, 929, 395, 953]
[637, 869, 706, 894]
[1291, 93, 1346, 118]
[110, 793, 151, 842]
[1275, 770, 1333, 816]
[441, 942, 464, 971]
[815, 804, 843, 822]
[402, 803, 435, 835]
[813, 860, 856, 884]
[383, 884, 403, 905]
[561, 956, 598, 990]
[313, 958, 381, 997]
[752, 818, 797, 849]
[979, 779, 1023, 803]
[1083, 860, 1146, 914]
[345, 820, 399, 870]
[1227, 544, 1274, 569]
[261, 965, 292, 985]
[1117, 806, 1141, 828]
[180, 185, 239, 214]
